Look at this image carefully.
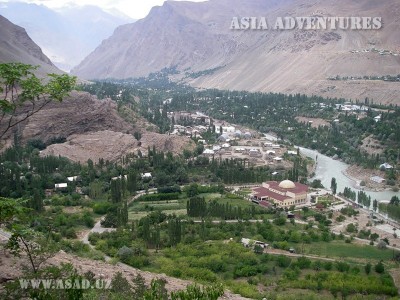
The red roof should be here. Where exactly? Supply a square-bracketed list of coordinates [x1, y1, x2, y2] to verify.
[259, 200, 272, 207]
[253, 187, 290, 202]
[253, 181, 308, 203]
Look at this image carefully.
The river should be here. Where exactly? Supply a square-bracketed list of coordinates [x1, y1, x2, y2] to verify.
[263, 133, 399, 202]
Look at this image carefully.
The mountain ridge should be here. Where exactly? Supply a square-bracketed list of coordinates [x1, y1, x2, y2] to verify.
[0, 2, 134, 71]
[0, 15, 62, 76]
[72, 0, 400, 104]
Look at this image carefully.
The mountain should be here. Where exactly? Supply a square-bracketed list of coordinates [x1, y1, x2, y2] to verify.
[0, 2, 134, 71]
[72, 0, 400, 104]
[0, 15, 61, 75]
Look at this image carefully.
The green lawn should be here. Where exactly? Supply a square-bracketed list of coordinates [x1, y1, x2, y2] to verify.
[128, 209, 187, 221]
[128, 211, 149, 221]
[302, 241, 398, 261]
[200, 193, 222, 200]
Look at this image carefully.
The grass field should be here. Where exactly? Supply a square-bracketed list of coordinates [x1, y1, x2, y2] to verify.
[128, 208, 188, 220]
[128, 192, 265, 221]
[302, 241, 398, 261]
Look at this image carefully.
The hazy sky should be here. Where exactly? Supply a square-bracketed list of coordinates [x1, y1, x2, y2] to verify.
[4, 0, 208, 19]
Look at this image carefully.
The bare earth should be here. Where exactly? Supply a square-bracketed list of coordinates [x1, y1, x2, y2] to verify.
[330, 206, 400, 249]
[295, 117, 331, 128]
[0, 249, 250, 300]
[344, 165, 398, 191]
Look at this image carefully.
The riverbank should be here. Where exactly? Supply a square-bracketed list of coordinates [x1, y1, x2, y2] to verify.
[343, 165, 398, 193]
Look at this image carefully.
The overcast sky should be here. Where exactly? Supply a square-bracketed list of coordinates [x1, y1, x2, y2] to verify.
[3, 0, 207, 19]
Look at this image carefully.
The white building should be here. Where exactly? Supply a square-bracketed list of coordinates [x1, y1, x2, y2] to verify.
[380, 163, 393, 170]
[67, 176, 79, 182]
[141, 173, 152, 179]
[203, 149, 215, 156]
[55, 183, 68, 189]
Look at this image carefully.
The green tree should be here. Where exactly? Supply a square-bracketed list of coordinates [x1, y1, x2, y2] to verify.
[168, 217, 182, 246]
[127, 170, 138, 194]
[6, 226, 58, 274]
[0, 198, 25, 225]
[0, 63, 76, 139]
[364, 262, 372, 274]
[331, 177, 337, 195]
[375, 261, 385, 273]
[30, 189, 43, 212]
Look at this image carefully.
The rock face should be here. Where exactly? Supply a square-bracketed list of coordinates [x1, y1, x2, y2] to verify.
[20, 91, 133, 143]
[0, 90, 194, 162]
[40, 130, 196, 164]
[41, 130, 137, 163]
[72, 0, 400, 104]
[0, 15, 61, 76]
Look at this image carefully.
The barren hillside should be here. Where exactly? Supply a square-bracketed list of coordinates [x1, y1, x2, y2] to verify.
[0, 15, 62, 76]
[0, 91, 194, 162]
[72, 0, 400, 104]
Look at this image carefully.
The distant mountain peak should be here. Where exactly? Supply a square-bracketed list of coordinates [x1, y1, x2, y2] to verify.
[0, 15, 62, 76]
[0, 1, 133, 71]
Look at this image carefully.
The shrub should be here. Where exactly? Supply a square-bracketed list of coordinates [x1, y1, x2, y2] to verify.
[375, 261, 385, 273]
[346, 223, 357, 233]
[93, 201, 112, 214]
[63, 227, 77, 239]
[365, 262, 372, 274]
[118, 246, 134, 263]
[377, 240, 388, 249]
[276, 255, 292, 268]
[335, 261, 350, 272]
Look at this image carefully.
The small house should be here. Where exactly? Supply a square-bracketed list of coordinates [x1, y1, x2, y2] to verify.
[141, 173, 152, 179]
[370, 176, 385, 184]
[380, 163, 393, 170]
[203, 149, 215, 156]
[55, 183, 68, 190]
[241, 238, 269, 249]
[67, 176, 79, 182]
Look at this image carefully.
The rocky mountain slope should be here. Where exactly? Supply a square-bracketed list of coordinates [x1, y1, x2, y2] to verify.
[0, 91, 194, 162]
[72, 0, 400, 104]
[0, 2, 133, 71]
[0, 15, 61, 76]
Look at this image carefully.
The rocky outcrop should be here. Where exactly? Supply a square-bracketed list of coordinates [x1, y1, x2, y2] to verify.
[40, 130, 137, 163]
[20, 91, 133, 144]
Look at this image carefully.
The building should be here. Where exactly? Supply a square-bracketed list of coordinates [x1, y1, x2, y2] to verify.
[67, 176, 79, 182]
[141, 173, 152, 179]
[251, 180, 308, 208]
[249, 149, 261, 157]
[380, 163, 393, 170]
[217, 134, 230, 142]
[243, 132, 252, 139]
[222, 126, 235, 133]
[55, 183, 68, 190]
[370, 176, 385, 184]
[203, 149, 215, 156]
[241, 238, 269, 249]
